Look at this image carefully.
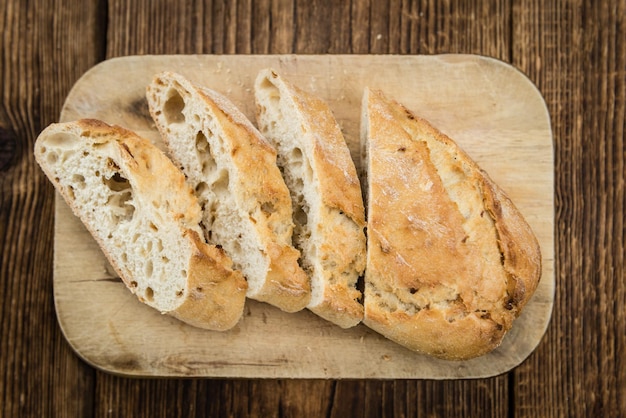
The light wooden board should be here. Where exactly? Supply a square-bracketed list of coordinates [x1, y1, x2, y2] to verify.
[54, 54, 554, 379]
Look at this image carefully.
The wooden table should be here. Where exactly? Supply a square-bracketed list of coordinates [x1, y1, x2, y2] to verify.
[1, 1, 623, 416]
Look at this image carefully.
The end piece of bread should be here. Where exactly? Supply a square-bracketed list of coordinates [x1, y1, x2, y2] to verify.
[361, 89, 542, 359]
[146, 72, 311, 313]
[254, 69, 366, 328]
[34, 119, 248, 331]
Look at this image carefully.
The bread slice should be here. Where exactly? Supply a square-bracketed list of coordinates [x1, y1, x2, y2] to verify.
[34, 119, 247, 331]
[146, 72, 311, 313]
[361, 88, 542, 360]
[254, 69, 366, 328]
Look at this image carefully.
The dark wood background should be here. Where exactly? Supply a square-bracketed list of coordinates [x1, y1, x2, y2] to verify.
[1, 0, 624, 416]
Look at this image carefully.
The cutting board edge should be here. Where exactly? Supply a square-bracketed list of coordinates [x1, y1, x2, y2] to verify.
[52, 53, 555, 379]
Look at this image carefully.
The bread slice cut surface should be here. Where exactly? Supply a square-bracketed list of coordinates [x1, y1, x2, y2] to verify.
[254, 69, 367, 328]
[35, 119, 248, 331]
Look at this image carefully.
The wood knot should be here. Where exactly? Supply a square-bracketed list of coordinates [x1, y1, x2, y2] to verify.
[0, 127, 17, 172]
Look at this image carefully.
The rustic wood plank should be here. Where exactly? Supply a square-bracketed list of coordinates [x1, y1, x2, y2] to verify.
[511, 0, 626, 416]
[235, 0, 253, 53]
[3, 0, 621, 415]
[0, 0, 107, 416]
[377, 0, 512, 57]
[510, 2, 580, 415]
[251, 1, 271, 54]
[279, 380, 335, 416]
[250, 0, 296, 54]
[106, 0, 299, 55]
[94, 376, 231, 417]
[350, 0, 371, 53]
[327, 381, 365, 417]
[348, 379, 509, 418]
[107, 0, 211, 55]
[369, 0, 390, 54]
[412, 378, 510, 417]
[294, 0, 332, 53]
[270, 0, 297, 53]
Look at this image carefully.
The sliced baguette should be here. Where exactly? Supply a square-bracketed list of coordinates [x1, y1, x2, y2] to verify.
[361, 88, 542, 359]
[146, 72, 311, 313]
[34, 119, 248, 331]
[254, 69, 366, 328]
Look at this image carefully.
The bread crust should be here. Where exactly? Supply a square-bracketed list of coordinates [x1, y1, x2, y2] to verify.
[35, 119, 247, 330]
[361, 89, 541, 359]
[147, 72, 311, 313]
[288, 89, 366, 227]
[172, 229, 250, 330]
[255, 69, 366, 328]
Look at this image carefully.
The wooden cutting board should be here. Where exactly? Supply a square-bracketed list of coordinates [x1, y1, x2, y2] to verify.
[54, 54, 554, 379]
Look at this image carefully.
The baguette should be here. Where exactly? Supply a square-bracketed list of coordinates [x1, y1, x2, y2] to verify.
[146, 72, 311, 313]
[360, 89, 542, 359]
[254, 69, 366, 328]
[34, 119, 247, 330]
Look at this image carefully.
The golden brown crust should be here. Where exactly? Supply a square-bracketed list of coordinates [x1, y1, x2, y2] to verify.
[172, 230, 247, 330]
[364, 304, 507, 360]
[481, 174, 542, 314]
[362, 89, 541, 360]
[308, 284, 364, 329]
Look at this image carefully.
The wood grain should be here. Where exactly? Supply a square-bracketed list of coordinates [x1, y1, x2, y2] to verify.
[511, 1, 626, 416]
[0, 0, 104, 416]
[1, 0, 624, 416]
